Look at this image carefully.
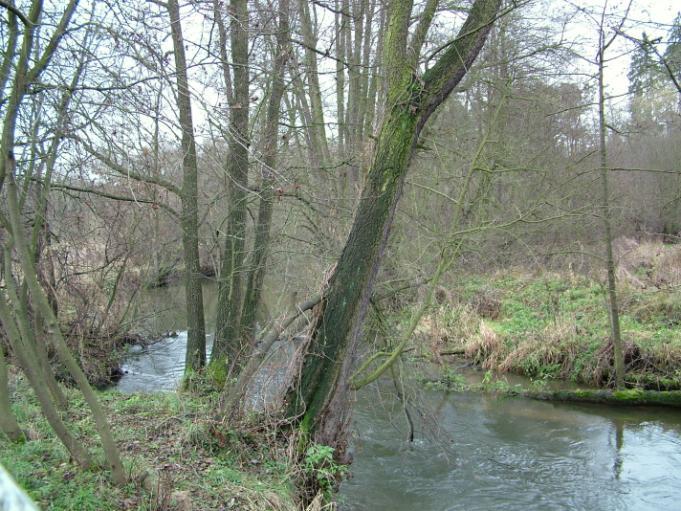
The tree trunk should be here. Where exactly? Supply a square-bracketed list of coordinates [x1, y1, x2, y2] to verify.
[512, 388, 681, 408]
[167, 0, 207, 374]
[287, 0, 501, 455]
[597, 22, 625, 390]
[364, 2, 385, 137]
[213, 0, 250, 373]
[298, 0, 331, 166]
[335, 0, 347, 157]
[0, 345, 23, 442]
[241, 0, 290, 343]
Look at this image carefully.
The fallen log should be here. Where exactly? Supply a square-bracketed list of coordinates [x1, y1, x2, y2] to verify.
[508, 388, 681, 409]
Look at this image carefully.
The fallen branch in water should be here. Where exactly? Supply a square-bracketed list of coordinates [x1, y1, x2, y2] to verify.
[220, 294, 322, 418]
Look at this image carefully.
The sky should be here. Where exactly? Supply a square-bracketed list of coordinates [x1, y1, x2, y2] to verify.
[153, 0, 681, 144]
[552, 0, 679, 98]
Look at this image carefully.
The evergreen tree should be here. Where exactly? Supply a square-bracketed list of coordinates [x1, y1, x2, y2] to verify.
[628, 32, 661, 94]
[628, 31, 675, 130]
[663, 12, 681, 84]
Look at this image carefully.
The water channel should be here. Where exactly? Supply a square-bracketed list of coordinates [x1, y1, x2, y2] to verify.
[118, 281, 681, 510]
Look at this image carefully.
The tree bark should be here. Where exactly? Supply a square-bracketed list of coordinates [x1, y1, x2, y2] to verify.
[287, 0, 501, 454]
[167, 0, 207, 374]
[0, 344, 23, 442]
[241, 0, 290, 343]
[597, 16, 625, 390]
[213, 0, 251, 373]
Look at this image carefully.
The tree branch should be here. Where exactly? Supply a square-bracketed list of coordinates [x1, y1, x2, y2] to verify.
[0, 0, 31, 27]
[418, 0, 502, 134]
[34, 178, 179, 218]
[69, 135, 181, 196]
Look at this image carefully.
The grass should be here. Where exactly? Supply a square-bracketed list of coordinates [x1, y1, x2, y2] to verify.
[405, 270, 681, 389]
[1, 376, 298, 511]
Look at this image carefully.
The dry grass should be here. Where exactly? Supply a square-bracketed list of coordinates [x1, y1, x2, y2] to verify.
[614, 237, 681, 288]
[464, 321, 503, 370]
[497, 319, 581, 378]
[410, 263, 681, 389]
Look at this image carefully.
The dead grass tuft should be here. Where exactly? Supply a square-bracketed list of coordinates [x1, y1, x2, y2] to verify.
[468, 287, 502, 319]
[464, 321, 503, 370]
[498, 319, 580, 378]
[615, 237, 681, 288]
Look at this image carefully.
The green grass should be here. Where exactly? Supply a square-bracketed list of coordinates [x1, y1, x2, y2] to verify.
[406, 271, 681, 389]
[1, 379, 297, 511]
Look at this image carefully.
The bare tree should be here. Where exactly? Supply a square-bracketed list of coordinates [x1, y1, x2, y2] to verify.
[285, 0, 502, 458]
[167, 0, 207, 375]
[212, 0, 252, 374]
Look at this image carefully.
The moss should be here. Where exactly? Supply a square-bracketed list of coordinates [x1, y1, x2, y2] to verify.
[536, 388, 681, 408]
[206, 358, 229, 388]
[612, 389, 644, 401]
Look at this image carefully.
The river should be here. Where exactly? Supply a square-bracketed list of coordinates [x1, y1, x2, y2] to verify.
[117, 281, 681, 510]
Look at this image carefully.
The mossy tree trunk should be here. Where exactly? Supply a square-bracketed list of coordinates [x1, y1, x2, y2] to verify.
[516, 389, 681, 409]
[286, 0, 502, 455]
[213, 0, 250, 374]
[167, 0, 207, 374]
[0, 345, 23, 442]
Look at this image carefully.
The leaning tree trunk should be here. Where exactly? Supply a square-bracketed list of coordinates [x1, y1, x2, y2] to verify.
[287, 0, 501, 455]
[0, 292, 89, 465]
[5, 173, 126, 483]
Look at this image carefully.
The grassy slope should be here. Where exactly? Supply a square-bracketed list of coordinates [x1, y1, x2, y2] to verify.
[1, 379, 297, 511]
[408, 271, 681, 389]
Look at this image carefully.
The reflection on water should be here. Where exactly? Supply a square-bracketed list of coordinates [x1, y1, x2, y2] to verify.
[130, 278, 219, 336]
[120, 283, 681, 511]
[339, 385, 681, 511]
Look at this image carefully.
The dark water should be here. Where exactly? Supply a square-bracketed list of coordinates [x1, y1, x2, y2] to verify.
[118, 284, 681, 511]
[339, 385, 681, 511]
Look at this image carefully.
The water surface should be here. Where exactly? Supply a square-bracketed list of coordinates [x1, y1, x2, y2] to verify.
[340, 385, 681, 510]
[118, 284, 681, 511]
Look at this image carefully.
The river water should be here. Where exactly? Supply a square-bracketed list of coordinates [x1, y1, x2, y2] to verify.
[118, 282, 681, 510]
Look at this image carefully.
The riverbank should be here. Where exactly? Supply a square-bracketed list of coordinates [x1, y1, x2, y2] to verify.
[1, 376, 297, 511]
[408, 269, 681, 389]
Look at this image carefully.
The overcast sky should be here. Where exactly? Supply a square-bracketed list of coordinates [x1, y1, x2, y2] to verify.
[555, 0, 679, 98]
[175, 0, 680, 139]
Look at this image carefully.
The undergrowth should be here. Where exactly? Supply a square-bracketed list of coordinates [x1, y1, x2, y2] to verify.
[407, 270, 681, 389]
[0, 377, 297, 511]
